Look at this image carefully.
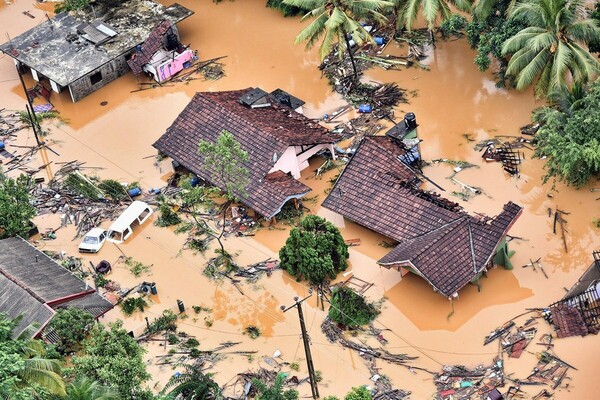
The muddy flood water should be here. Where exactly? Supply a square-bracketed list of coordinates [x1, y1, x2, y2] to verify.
[1, 0, 599, 398]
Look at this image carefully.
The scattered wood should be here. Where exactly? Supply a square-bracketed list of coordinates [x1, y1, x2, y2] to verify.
[344, 238, 361, 246]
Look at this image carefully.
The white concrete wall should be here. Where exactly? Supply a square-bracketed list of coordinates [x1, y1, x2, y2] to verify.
[270, 146, 300, 178]
[296, 143, 335, 172]
[49, 80, 61, 93]
[31, 69, 39, 82]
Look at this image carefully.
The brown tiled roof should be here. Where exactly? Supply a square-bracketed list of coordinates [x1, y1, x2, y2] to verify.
[322, 136, 523, 297]
[550, 303, 589, 338]
[153, 89, 329, 218]
[127, 20, 173, 75]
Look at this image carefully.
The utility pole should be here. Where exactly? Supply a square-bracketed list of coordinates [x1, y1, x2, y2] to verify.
[16, 64, 42, 146]
[281, 291, 319, 399]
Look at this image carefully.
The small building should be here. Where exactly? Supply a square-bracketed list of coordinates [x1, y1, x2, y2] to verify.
[153, 88, 340, 220]
[322, 135, 523, 298]
[546, 251, 600, 338]
[0, 237, 113, 339]
[0, 0, 193, 102]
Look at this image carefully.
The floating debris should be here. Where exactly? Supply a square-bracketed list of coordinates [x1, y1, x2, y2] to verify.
[434, 358, 505, 400]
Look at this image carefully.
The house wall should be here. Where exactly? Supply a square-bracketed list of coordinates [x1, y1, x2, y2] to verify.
[67, 53, 130, 102]
[270, 144, 335, 179]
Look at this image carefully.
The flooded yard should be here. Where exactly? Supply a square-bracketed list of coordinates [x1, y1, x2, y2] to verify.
[1, 0, 599, 398]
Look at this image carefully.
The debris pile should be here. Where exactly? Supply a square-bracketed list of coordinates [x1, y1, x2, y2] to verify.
[512, 352, 575, 390]
[434, 359, 505, 400]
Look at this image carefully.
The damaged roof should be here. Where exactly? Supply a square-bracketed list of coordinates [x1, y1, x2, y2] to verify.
[322, 136, 522, 297]
[127, 19, 174, 74]
[153, 89, 336, 218]
[0, 237, 113, 338]
[0, 0, 193, 86]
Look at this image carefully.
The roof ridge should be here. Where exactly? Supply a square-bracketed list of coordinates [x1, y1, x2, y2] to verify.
[467, 219, 478, 273]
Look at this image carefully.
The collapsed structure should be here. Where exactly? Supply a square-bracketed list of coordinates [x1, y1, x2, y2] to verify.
[0, 0, 193, 101]
[153, 88, 339, 219]
[323, 134, 522, 298]
[0, 237, 113, 339]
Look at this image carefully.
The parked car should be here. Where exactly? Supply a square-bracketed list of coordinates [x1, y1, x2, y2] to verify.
[78, 228, 108, 253]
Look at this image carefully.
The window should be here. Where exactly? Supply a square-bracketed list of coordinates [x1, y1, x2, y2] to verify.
[90, 71, 103, 85]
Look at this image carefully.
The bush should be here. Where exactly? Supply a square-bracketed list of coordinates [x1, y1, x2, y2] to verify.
[328, 287, 380, 327]
[439, 14, 467, 38]
[120, 297, 148, 316]
[345, 386, 372, 400]
[48, 308, 94, 354]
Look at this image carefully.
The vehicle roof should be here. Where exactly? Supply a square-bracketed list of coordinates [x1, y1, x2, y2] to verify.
[85, 228, 107, 236]
[108, 201, 152, 233]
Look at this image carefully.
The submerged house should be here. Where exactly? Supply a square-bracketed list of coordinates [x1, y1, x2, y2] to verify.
[0, 0, 193, 102]
[546, 251, 600, 338]
[0, 237, 113, 339]
[153, 88, 339, 220]
[322, 135, 523, 298]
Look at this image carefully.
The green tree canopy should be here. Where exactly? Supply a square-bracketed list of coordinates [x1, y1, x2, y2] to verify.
[48, 308, 94, 355]
[344, 386, 372, 400]
[64, 377, 119, 400]
[394, 0, 473, 31]
[162, 364, 221, 400]
[328, 286, 380, 327]
[279, 215, 349, 285]
[72, 321, 150, 398]
[0, 173, 36, 239]
[0, 314, 65, 399]
[501, 0, 600, 97]
[533, 80, 600, 187]
[253, 373, 299, 400]
[285, 0, 393, 78]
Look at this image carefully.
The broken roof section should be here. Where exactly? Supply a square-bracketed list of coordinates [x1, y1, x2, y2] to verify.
[322, 136, 522, 297]
[153, 88, 338, 218]
[0, 237, 113, 338]
[127, 19, 174, 75]
[0, 0, 193, 86]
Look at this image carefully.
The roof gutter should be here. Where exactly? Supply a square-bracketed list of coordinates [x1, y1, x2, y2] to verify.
[46, 288, 97, 307]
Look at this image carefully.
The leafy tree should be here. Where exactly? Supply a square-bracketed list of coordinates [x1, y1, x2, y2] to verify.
[47, 308, 94, 355]
[64, 377, 119, 400]
[0, 173, 36, 239]
[72, 321, 150, 398]
[328, 286, 380, 327]
[393, 0, 473, 31]
[533, 80, 600, 187]
[284, 0, 393, 79]
[501, 0, 600, 98]
[279, 215, 349, 285]
[267, 0, 306, 16]
[253, 373, 298, 400]
[438, 14, 467, 38]
[196, 130, 249, 254]
[162, 364, 221, 400]
[155, 195, 181, 227]
[591, 2, 600, 53]
[55, 0, 89, 13]
[344, 386, 372, 400]
[466, 0, 526, 86]
[0, 314, 65, 399]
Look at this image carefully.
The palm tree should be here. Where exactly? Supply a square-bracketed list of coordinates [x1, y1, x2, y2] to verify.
[284, 0, 394, 79]
[15, 339, 66, 398]
[253, 373, 299, 400]
[473, 0, 515, 19]
[162, 364, 221, 400]
[501, 0, 600, 97]
[394, 0, 474, 31]
[64, 378, 119, 400]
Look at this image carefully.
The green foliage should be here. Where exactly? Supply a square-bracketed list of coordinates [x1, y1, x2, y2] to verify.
[146, 310, 178, 334]
[438, 14, 467, 38]
[266, 0, 306, 16]
[155, 195, 181, 227]
[289, 362, 299, 371]
[501, 0, 600, 97]
[345, 386, 372, 400]
[64, 377, 119, 400]
[244, 325, 261, 339]
[253, 373, 299, 400]
[119, 297, 148, 316]
[466, 0, 526, 86]
[533, 80, 600, 187]
[590, 2, 600, 53]
[0, 313, 66, 398]
[18, 110, 62, 131]
[394, 0, 474, 31]
[162, 364, 221, 400]
[64, 173, 102, 199]
[279, 215, 349, 285]
[198, 129, 249, 201]
[0, 173, 36, 239]
[97, 179, 128, 201]
[48, 308, 94, 354]
[55, 0, 89, 12]
[323, 397, 340, 400]
[123, 256, 151, 277]
[328, 287, 380, 327]
[72, 321, 150, 398]
[183, 338, 199, 348]
[167, 334, 180, 345]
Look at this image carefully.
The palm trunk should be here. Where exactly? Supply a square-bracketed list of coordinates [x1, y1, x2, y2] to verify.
[344, 33, 359, 80]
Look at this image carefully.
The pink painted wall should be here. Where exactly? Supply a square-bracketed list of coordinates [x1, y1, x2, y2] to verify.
[157, 50, 194, 82]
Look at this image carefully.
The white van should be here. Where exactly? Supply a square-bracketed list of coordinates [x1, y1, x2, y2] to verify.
[107, 201, 153, 243]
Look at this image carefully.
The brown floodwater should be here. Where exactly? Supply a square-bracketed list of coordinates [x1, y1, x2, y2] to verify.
[1, 0, 599, 398]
